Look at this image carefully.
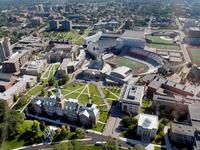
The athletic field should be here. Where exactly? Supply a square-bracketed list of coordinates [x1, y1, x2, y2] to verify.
[187, 47, 200, 65]
[114, 56, 149, 74]
[146, 35, 180, 50]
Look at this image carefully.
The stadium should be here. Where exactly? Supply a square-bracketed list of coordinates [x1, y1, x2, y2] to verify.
[128, 48, 166, 67]
[84, 31, 166, 76]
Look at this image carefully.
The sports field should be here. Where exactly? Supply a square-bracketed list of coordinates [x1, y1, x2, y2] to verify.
[114, 56, 149, 74]
[187, 47, 200, 65]
[146, 35, 180, 50]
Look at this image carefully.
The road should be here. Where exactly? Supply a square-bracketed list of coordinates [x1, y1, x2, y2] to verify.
[17, 133, 132, 150]
[175, 17, 191, 63]
[145, 16, 153, 35]
[115, 20, 125, 33]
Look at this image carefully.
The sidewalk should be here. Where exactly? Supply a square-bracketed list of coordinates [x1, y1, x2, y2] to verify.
[14, 138, 92, 150]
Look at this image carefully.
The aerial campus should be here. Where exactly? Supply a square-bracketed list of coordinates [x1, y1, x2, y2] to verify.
[0, 0, 200, 150]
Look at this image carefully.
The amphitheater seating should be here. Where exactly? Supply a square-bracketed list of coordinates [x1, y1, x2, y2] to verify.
[128, 49, 165, 67]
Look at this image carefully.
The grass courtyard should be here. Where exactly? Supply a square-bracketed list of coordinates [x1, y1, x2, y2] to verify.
[146, 35, 180, 50]
[114, 56, 149, 74]
[14, 61, 110, 133]
[51, 82, 109, 132]
[102, 87, 120, 104]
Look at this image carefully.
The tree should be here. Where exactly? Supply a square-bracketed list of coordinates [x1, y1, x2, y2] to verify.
[13, 94, 18, 102]
[133, 144, 145, 150]
[75, 128, 85, 139]
[40, 89, 45, 96]
[53, 142, 73, 150]
[187, 62, 193, 68]
[39, 121, 46, 131]
[37, 73, 42, 82]
[24, 120, 42, 144]
[62, 74, 69, 84]
[15, 123, 22, 135]
[121, 115, 137, 128]
[55, 128, 61, 136]
[154, 134, 162, 143]
[6, 110, 25, 139]
[104, 136, 118, 150]
[0, 101, 8, 123]
[61, 125, 70, 135]
[48, 77, 55, 86]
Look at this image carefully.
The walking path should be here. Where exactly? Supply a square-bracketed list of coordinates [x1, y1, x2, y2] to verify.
[96, 83, 110, 111]
[63, 86, 85, 97]
[25, 112, 171, 150]
[14, 138, 92, 150]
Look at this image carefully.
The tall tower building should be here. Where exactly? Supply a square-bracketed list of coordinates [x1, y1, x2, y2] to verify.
[3, 37, 12, 58]
[60, 20, 72, 31]
[0, 37, 12, 62]
[38, 4, 44, 12]
[49, 20, 59, 31]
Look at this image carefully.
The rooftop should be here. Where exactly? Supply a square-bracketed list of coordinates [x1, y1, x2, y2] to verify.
[171, 122, 194, 136]
[122, 84, 144, 104]
[122, 30, 144, 39]
[138, 113, 158, 130]
[189, 104, 200, 122]
[111, 66, 132, 78]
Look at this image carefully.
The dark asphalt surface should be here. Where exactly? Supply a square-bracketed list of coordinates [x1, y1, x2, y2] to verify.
[20, 132, 133, 150]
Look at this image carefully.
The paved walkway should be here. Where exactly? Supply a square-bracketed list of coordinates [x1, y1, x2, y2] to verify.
[96, 82, 110, 111]
[164, 126, 172, 150]
[14, 138, 92, 150]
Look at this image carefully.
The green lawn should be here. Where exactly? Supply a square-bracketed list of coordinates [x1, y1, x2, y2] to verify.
[154, 146, 167, 150]
[115, 56, 149, 72]
[64, 93, 80, 100]
[13, 85, 43, 110]
[62, 83, 85, 91]
[42, 65, 52, 78]
[99, 111, 109, 123]
[92, 123, 105, 132]
[191, 49, 200, 62]
[148, 43, 180, 50]
[146, 35, 180, 50]
[78, 94, 90, 105]
[146, 35, 174, 45]
[102, 88, 118, 99]
[89, 84, 99, 96]
[97, 105, 108, 111]
[91, 96, 104, 105]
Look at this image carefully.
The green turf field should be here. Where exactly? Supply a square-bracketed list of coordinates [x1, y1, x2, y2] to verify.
[146, 35, 180, 50]
[115, 56, 148, 73]
[191, 49, 200, 62]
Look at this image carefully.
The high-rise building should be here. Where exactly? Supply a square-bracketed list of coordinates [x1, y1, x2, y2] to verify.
[49, 19, 72, 31]
[49, 20, 59, 31]
[38, 4, 44, 12]
[0, 37, 12, 62]
[60, 20, 72, 31]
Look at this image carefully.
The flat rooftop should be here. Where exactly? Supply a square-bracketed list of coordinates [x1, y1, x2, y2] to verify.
[138, 113, 158, 130]
[189, 103, 200, 122]
[122, 30, 144, 39]
[122, 84, 144, 104]
[171, 122, 194, 136]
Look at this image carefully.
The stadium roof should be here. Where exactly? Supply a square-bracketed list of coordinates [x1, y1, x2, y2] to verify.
[122, 30, 144, 39]
[111, 66, 132, 78]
